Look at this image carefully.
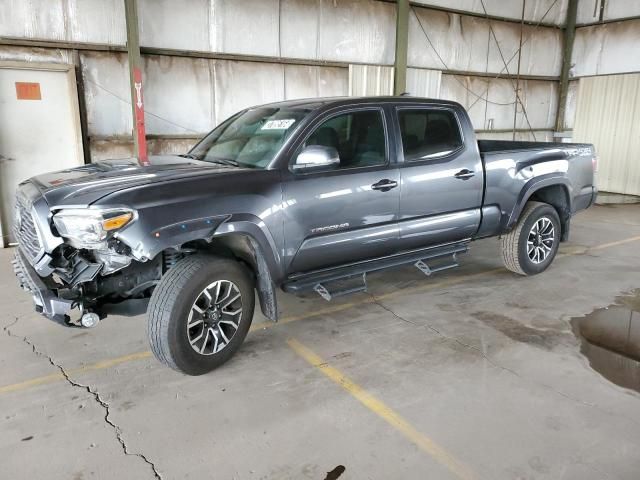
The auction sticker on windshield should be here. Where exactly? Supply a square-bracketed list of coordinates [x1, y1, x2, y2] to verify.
[261, 119, 296, 130]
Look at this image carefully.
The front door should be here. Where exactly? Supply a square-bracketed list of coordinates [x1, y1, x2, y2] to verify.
[0, 63, 84, 246]
[282, 107, 400, 274]
[395, 106, 483, 250]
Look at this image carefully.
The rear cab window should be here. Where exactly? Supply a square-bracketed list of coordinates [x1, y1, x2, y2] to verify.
[397, 108, 463, 161]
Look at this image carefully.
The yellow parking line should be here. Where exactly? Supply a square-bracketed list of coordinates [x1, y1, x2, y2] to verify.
[287, 337, 476, 480]
[0, 351, 152, 394]
[589, 234, 640, 251]
[1, 233, 639, 396]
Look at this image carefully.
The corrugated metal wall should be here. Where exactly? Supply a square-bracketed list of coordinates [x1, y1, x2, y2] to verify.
[573, 74, 640, 196]
[348, 65, 394, 96]
[406, 68, 442, 98]
[1, 0, 637, 163]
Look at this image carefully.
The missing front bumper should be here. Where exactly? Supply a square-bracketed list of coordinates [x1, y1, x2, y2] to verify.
[12, 251, 74, 325]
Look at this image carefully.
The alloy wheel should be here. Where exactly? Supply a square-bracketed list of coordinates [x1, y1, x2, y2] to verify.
[186, 280, 243, 355]
[527, 217, 555, 264]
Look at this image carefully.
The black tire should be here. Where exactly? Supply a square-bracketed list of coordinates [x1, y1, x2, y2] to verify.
[147, 254, 255, 375]
[500, 201, 561, 276]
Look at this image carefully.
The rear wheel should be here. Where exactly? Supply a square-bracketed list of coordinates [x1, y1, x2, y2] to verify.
[501, 201, 561, 276]
[147, 254, 255, 375]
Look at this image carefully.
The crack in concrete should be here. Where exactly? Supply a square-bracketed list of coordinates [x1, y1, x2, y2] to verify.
[3, 318, 162, 480]
[366, 292, 640, 429]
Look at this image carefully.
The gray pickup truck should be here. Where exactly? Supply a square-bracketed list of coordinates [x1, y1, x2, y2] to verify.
[12, 96, 597, 374]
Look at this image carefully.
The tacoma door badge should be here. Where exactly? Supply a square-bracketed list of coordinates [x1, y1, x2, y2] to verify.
[311, 223, 349, 234]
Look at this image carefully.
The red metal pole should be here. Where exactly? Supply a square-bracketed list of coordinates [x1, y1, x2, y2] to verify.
[125, 0, 149, 166]
[132, 67, 148, 165]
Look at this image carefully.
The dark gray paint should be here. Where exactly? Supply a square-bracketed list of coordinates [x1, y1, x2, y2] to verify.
[14, 96, 597, 321]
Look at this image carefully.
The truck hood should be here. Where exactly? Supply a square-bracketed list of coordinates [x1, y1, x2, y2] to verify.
[27, 155, 242, 207]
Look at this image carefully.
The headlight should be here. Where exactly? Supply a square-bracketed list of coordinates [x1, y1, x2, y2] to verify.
[52, 208, 135, 249]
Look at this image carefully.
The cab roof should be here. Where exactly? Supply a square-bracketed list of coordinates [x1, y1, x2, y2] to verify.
[258, 96, 463, 112]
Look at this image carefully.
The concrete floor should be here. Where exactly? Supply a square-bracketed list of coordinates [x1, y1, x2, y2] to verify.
[1, 203, 639, 480]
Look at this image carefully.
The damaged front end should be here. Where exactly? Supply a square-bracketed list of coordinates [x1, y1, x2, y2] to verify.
[12, 183, 162, 326]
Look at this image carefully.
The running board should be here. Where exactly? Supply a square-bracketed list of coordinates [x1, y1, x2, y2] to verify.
[414, 252, 460, 276]
[284, 242, 468, 298]
[313, 273, 368, 301]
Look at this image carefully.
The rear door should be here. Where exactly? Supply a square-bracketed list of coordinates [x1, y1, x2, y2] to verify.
[281, 106, 400, 274]
[394, 105, 483, 250]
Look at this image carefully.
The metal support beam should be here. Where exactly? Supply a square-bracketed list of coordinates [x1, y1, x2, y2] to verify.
[124, 0, 148, 165]
[555, 0, 578, 132]
[71, 50, 91, 164]
[393, 0, 409, 95]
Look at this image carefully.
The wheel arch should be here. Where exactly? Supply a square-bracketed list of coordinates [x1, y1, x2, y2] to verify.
[178, 231, 280, 322]
[508, 178, 572, 241]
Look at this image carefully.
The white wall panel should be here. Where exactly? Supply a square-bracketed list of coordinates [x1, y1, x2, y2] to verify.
[0, 45, 74, 64]
[284, 65, 348, 100]
[280, 0, 320, 59]
[476, 131, 555, 141]
[406, 68, 442, 98]
[211, 0, 280, 57]
[313, 0, 395, 65]
[441, 75, 511, 130]
[411, 0, 567, 25]
[564, 79, 579, 129]
[408, 7, 562, 77]
[67, 0, 126, 44]
[573, 74, 640, 195]
[137, 0, 395, 64]
[516, 80, 558, 130]
[602, 0, 640, 20]
[0, 0, 67, 41]
[440, 75, 557, 131]
[0, 0, 125, 45]
[213, 60, 285, 124]
[348, 65, 394, 96]
[80, 52, 132, 137]
[283, 0, 397, 64]
[139, 0, 210, 51]
[573, 21, 640, 77]
[577, 0, 640, 24]
[143, 56, 214, 134]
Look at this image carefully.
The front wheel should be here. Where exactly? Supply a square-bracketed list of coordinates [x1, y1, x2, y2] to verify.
[501, 201, 561, 276]
[147, 254, 255, 375]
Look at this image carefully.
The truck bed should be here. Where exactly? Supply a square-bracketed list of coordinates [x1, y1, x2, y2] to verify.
[478, 139, 591, 153]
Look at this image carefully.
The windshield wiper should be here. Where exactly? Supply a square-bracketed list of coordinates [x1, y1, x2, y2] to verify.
[207, 158, 240, 167]
[178, 153, 201, 160]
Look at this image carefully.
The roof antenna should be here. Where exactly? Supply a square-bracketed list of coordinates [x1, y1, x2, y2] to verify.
[400, 92, 411, 96]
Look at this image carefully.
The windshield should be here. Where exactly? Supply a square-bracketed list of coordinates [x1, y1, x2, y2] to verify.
[189, 107, 309, 169]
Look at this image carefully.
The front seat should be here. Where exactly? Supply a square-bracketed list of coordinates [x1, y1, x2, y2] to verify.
[307, 126, 340, 151]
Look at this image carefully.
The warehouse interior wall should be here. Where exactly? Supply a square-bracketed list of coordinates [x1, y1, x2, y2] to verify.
[0, 0, 638, 193]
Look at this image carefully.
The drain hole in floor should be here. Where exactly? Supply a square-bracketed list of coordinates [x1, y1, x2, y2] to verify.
[323, 465, 346, 480]
[571, 289, 640, 393]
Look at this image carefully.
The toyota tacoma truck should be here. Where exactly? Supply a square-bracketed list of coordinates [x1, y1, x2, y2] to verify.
[12, 97, 597, 375]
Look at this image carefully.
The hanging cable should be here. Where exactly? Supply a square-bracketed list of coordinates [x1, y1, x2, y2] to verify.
[411, 8, 516, 106]
[83, 78, 200, 134]
[478, 0, 541, 140]
[411, 0, 560, 140]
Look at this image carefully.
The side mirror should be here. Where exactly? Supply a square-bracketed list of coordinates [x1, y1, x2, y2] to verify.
[292, 145, 340, 172]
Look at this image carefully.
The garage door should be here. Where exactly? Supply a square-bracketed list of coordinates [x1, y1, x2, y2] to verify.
[0, 62, 84, 246]
[572, 73, 640, 196]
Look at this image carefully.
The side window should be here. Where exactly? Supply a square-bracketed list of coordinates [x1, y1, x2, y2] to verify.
[302, 110, 387, 170]
[398, 109, 463, 161]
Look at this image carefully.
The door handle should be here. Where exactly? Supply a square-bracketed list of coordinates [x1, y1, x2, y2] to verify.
[371, 179, 398, 192]
[454, 169, 475, 180]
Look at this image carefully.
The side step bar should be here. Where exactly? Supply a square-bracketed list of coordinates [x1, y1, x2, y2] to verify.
[313, 273, 368, 301]
[283, 242, 468, 300]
